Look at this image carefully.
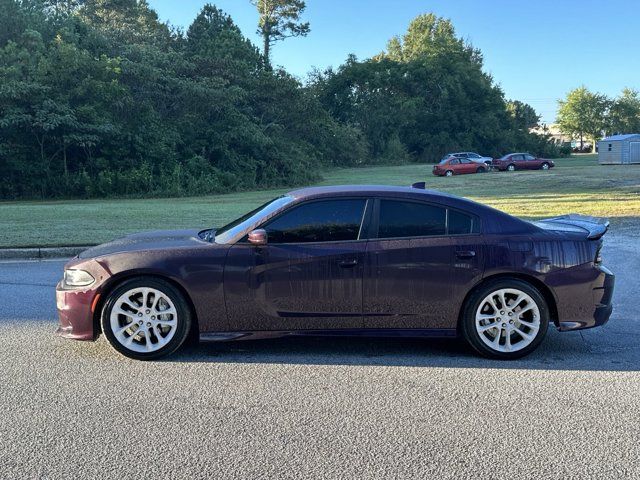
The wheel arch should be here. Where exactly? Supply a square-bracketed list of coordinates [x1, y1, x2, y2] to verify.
[456, 272, 559, 333]
[93, 273, 200, 341]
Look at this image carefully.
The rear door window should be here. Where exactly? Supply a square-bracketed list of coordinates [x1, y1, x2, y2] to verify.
[377, 200, 446, 238]
[376, 200, 480, 238]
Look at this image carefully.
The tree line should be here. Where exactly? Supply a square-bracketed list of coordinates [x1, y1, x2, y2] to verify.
[557, 86, 640, 152]
[0, 0, 565, 200]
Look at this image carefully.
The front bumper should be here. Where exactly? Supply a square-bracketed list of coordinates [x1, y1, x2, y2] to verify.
[56, 282, 99, 341]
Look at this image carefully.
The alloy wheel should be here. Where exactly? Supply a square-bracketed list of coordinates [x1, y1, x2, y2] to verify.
[109, 287, 178, 353]
[474, 288, 540, 353]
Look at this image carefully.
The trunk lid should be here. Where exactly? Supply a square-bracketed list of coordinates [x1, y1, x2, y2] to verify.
[532, 214, 609, 240]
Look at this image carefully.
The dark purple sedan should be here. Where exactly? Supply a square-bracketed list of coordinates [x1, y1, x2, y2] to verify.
[56, 185, 614, 360]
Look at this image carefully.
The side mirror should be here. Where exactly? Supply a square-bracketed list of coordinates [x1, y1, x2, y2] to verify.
[248, 229, 267, 246]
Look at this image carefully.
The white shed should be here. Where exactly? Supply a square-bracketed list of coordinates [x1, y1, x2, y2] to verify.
[597, 134, 640, 165]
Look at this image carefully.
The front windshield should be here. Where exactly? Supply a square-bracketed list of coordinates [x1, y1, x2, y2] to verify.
[499, 154, 511, 160]
[438, 158, 450, 165]
[214, 195, 294, 244]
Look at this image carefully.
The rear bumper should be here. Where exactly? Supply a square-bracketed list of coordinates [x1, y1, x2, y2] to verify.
[556, 265, 615, 331]
[56, 282, 98, 341]
[558, 303, 613, 331]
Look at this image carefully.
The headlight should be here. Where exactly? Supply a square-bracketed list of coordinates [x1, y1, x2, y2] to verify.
[64, 269, 95, 287]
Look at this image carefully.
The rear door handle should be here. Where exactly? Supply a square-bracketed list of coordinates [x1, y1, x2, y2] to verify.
[338, 259, 359, 268]
[456, 250, 476, 259]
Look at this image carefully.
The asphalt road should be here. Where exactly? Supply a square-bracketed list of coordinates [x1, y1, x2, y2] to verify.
[0, 233, 639, 479]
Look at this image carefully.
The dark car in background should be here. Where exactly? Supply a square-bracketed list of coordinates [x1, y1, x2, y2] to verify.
[56, 185, 613, 361]
[492, 153, 555, 171]
[433, 156, 488, 176]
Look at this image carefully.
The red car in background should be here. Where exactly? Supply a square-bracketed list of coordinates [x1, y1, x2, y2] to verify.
[492, 153, 555, 172]
[433, 156, 488, 176]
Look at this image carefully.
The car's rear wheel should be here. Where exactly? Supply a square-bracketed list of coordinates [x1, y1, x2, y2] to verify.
[507, 164, 516, 171]
[445, 170, 454, 177]
[541, 162, 550, 170]
[476, 166, 486, 173]
[101, 277, 192, 360]
[461, 279, 549, 359]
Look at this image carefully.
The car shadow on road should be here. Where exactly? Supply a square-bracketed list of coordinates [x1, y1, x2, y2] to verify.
[169, 327, 640, 372]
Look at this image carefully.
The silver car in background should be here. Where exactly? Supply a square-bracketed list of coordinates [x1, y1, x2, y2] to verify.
[441, 152, 493, 165]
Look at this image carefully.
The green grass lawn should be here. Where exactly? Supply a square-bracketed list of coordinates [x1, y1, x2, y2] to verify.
[1, 154, 639, 247]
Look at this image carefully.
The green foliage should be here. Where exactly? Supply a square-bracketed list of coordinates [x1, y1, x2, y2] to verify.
[507, 100, 540, 131]
[251, 0, 310, 63]
[609, 88, 640, 134]
[0, 0, 344, 199]
[0, 4, 566, 200]
[311, 15, 560, 163]
[557, 86, 610, 152]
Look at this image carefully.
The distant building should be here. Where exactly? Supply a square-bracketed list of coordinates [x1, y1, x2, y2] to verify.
[530, 124, 575, 145]
[597, 134, 640, 165]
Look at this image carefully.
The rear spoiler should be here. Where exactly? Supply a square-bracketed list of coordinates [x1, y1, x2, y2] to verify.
[535, 214, 610, 240]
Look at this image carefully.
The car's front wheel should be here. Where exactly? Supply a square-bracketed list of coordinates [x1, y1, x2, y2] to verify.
[461, 279, 549, 359]
[541, 162, 550, 170]
[445, 170, 454, 177]
[476, 166, 486, 173]
[507, 164, 516, 171]
[101, 277, 192, 360]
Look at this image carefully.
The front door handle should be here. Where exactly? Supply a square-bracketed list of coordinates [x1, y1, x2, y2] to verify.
[338, 259, 359, 268]
[456, 250, 476, 259]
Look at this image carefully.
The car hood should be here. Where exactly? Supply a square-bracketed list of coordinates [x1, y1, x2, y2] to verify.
[78, 229, 208, 259]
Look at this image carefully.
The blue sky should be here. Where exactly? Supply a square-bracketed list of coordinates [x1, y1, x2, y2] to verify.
[150, 0, 638, 123]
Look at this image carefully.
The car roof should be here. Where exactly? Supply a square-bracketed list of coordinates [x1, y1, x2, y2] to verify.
[287, 184, 459, 200]
[286, 184, 484, 211]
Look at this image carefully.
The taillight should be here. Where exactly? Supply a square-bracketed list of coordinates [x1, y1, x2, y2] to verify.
[595, 243, 603, 265]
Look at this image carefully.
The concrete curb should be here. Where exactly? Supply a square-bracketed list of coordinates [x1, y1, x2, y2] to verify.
[0, 246, 93, 260]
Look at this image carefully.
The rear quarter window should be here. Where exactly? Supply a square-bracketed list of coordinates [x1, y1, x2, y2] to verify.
[448, 209, 480, 235]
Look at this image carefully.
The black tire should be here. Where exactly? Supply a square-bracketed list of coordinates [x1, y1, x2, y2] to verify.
[540, 162, 550, 170]
[101, 277, 192, 360]
[445, 170, 454, 177]
[476, 167, 486, 173]
[460, 278, 549, 360]
[507, 164, 516, 172]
